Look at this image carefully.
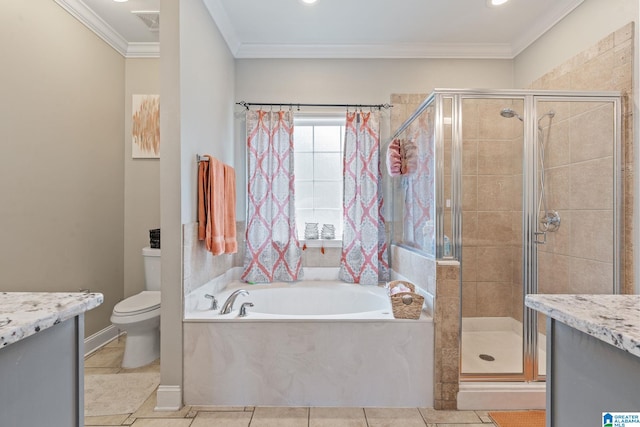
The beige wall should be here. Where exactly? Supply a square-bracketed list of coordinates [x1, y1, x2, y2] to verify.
[0, 0, 125, 337]
[124, 59, 161, 298]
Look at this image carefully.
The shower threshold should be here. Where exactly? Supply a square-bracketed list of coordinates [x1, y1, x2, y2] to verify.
[457, 381, 546, 411]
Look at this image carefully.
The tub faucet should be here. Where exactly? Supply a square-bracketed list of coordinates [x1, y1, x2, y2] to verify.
[220, 289, 249, 314]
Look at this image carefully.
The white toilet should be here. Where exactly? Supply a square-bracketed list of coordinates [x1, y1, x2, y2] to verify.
[111, 247, 161, 368]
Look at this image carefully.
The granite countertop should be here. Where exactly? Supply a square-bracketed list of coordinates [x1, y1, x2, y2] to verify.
[0, 292, 103, 348]
[525, 294, 640, 358]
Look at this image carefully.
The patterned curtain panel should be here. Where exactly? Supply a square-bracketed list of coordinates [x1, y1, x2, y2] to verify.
[242, 110, 303, 283]
[339, 111, 390, 285]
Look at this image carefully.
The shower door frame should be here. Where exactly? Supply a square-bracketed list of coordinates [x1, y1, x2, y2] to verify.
[443, 89, 623, 383]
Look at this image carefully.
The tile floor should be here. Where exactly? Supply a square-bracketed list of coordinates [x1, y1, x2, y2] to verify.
[84, 337, 498, 427]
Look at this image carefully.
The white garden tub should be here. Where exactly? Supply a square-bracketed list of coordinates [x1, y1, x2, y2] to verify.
[183, 274, 434, 407]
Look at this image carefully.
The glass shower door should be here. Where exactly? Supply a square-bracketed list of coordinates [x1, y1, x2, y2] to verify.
[532, 97, 621, 379]
[459, 97, 526, 379]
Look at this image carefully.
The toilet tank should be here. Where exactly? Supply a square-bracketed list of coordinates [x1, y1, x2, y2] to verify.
[142, 247, 161, 291]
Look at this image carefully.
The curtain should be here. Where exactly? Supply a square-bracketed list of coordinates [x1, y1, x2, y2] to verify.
[242, 110, 303, 283]
[339, 111, 389, 285]
[403, 110, 435, 253]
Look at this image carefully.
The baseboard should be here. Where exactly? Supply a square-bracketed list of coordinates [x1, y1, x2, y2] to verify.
[457, 382, 546, 410]
[155, 385, 183, 411]
[84, 325, 122, 357]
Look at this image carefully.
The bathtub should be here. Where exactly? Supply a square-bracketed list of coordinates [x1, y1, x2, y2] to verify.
[183, 273, 434, 407]
[186, 281, 394, 319]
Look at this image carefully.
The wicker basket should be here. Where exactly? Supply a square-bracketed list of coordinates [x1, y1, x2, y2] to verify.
[388, 280, 424, 320]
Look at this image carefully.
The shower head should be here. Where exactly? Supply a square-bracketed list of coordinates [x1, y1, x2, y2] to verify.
[500, 108, 523, 121]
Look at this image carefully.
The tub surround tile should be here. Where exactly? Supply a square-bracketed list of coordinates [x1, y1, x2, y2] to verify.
[0, 291, 103, 348]
[525, 294, 640, 358]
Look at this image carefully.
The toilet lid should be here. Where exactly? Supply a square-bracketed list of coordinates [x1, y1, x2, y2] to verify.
[113, 291, 161, 316]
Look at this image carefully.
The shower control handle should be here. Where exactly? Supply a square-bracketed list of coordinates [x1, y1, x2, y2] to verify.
[534, 231, 547, 245]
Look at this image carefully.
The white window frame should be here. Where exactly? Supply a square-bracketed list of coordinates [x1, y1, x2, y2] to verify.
[293, 114, 345, 247]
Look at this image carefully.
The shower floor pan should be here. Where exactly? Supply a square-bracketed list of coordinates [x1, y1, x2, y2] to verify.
[461, 317, 546, 376]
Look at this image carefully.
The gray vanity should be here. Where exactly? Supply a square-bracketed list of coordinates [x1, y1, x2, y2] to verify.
[0, 292, 103, 427]
[525, 294, 640, 427]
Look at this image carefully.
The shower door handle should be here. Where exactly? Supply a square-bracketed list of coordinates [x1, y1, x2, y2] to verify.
[534, 231, 547, 245]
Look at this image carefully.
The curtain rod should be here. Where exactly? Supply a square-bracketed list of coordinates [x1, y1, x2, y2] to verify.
[236, 101, 393, 110]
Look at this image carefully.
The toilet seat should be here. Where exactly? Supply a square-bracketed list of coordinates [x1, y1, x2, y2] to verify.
[112, 291, 161, 323]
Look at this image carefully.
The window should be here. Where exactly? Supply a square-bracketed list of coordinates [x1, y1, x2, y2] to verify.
[293, 115, 345, 241]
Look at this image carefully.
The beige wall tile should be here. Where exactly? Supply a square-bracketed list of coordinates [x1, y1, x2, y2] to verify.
[570, 104, 614, 163]
[570, 210, 614, 263]
[570, 157, 614, 210]
[545, 165, 571, 211]
[570, 258, 614, 294]
[476, 282, 512, 317]
[477, 176, 514, 211]
[537, 252, 571, 295]
[476, 212, 515, 246]
[462, 139, 478, 174]
[476, 247, 513, 282]
[462, 175, 478, 211]
[477, 139, 517, 175]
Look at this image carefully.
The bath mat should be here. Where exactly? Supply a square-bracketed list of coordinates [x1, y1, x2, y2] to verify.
[85, 372, 160, 417]
[489, 411, 545, 427]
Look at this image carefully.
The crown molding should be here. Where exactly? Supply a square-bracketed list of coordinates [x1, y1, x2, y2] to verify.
[127, 42, 160, 58]
[202, 0, 242, 56]
[510, 0, 584, 57]
[53, 0, 159, 58]
[234, 42, 515, 60]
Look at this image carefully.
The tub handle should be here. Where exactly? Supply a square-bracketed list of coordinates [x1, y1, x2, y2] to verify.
[204, 294, 218, 310]
[239, 302, 254, 317]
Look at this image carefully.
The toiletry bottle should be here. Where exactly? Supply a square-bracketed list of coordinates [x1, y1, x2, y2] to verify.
[444, 235, 451, 257]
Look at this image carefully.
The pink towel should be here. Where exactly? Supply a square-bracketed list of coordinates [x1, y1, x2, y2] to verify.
[198, 155, 238, 255]
[223, 164, 238, 254]
[207, 156, 226, 255]
[197, 160, 209, 241]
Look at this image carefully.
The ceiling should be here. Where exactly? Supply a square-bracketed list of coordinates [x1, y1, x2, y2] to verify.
[54, 0, 585, 59]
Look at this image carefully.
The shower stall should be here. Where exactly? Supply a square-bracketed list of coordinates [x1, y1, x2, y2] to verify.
[390, 89, 622, 385]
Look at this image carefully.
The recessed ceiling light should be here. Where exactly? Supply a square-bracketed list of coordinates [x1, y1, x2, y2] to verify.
[113, 0, 129, 2]
[487, 0, 509, 6]
[301, 0, 318, 4]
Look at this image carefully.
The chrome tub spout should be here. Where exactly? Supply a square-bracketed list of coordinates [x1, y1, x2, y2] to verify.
[220, 289, 249, 314]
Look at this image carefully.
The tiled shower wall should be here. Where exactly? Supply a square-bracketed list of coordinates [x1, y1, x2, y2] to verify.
[458, 99, 524, 321]
[527, 22, 634, 297]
